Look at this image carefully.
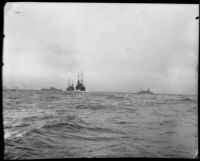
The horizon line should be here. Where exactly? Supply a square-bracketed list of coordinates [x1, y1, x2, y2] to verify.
[2, 88, 197, 96]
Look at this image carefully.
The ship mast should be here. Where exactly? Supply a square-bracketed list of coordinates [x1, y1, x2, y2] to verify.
[81, 70, 84, 84]
[78, 72, 80, 83]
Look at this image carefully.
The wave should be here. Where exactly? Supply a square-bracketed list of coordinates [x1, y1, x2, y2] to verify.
[41, 95, 62, 102]
[84, 126, 124, 134]
[41, 121, 118, 134]
[165, 98, 196, 102]
[5, 120, 123, 149]
[13, 123, 30, 128]
[179, 98, 196, 102]
[114, 121, 131, 125]
[22, 116, 39, 122]
[8, 96, 20, 99]
[30, 117, 125, 137]
[150, 97, 198, 105]
[107, 95, 126, 100]
[5, 125, 56, 143]
[41, 122, 84, 132]
[75, 103, 107, 110]
[4, 130, 30, 141]
[4, 152, 18, 160]
[159, 120, 177, 127]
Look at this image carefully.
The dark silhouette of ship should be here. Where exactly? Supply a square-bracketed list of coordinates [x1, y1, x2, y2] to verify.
[136, 88, 153, 94]
[66, 79, 75, 91]
[41, 87, 62, 91]
[75, 71, 86, 91]
[66, 71, 86, 92]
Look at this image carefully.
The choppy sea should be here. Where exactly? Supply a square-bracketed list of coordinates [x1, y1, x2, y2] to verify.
[3, 90, 198, 159]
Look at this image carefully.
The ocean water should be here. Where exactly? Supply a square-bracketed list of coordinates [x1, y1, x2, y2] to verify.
[3, 90, 198, 159]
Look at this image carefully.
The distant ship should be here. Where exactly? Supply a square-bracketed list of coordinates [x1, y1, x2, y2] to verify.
[66, 71, 86, 92]
[76, 71, 86, 91]
[66, 79, 75, 91]
[41, 87, 62, 91]
[136, 88, 153, 94]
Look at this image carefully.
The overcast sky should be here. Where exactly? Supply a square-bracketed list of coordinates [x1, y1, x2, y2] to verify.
[3, 3, 198, 94]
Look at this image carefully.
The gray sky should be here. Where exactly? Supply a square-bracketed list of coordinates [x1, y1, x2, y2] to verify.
[3, 3, 199, 94]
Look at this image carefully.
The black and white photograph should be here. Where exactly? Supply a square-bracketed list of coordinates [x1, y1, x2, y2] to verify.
[3, 2, 198, 159]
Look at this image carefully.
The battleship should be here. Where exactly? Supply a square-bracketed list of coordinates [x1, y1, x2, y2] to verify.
[136, 88, 153, 94]
[75, 71, 86, 91]
[66, 71, 86, 92]
[66, 79, 75, 91]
